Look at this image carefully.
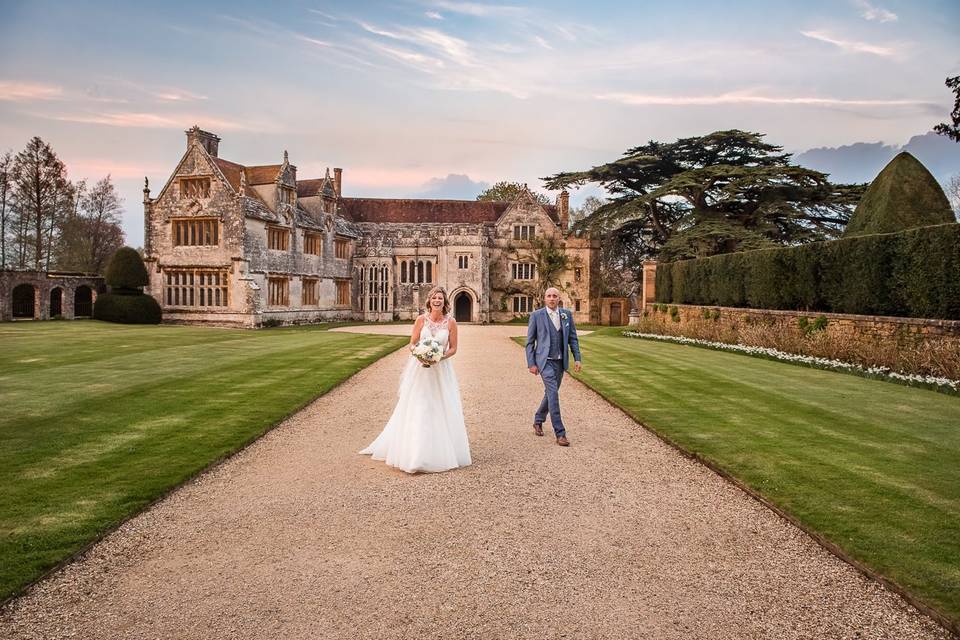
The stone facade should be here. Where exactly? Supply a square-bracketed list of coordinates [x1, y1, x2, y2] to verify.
[599, 297, 630, 326]
[144, 128, 601, 327]
[1, 271, 104, 321]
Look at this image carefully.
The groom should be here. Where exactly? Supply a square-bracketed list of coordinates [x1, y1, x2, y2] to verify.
[525, 287, 582, 447]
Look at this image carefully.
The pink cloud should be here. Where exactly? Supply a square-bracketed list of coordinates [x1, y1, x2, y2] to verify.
[0, 81, 63, 101]
[48, 111, 259, 131]
[67, 158, 166, 180]
[596, 92, 934, 108]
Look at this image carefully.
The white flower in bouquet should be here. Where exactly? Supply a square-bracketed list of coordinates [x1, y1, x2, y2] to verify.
[412, 337, 444, 367]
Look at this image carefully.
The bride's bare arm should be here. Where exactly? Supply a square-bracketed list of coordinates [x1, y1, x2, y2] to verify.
[409, 315, 425, 347]
[443, 318, 458, 359]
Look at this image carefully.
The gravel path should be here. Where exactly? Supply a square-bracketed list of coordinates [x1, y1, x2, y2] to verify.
[0, 325, 951, 640]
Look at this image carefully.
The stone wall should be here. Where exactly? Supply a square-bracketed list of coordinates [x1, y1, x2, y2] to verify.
[633, 303, 960, 379]
[599, 297, 631, 326]
[0, 271, 104, 321]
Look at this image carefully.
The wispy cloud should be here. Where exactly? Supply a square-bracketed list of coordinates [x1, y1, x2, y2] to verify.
[366, 41, 446, 73]
[0, 81, 63, 102]
[153, 88, 209, 102]
[533, 35, 553, 50]
[306, 9, 340, 22]
[596, 91, 935, 109]
[358, 22, 476, 67]
[425, 11, 444, 20]
[800, 30, 898, 56]
[853, 0, 898, 22]
[296, 34, 332, 48]
[357, 21, 404, 39]
[89, 77, 209, 104]
[428, 1, 527, 18]
[47, 111, 256, 131]
[69, 158, 167, 179]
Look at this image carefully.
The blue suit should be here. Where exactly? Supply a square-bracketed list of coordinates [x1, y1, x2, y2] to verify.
[525, 306, 581, 437]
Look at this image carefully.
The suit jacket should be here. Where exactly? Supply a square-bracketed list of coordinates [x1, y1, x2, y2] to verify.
[525, 306, 582, 372]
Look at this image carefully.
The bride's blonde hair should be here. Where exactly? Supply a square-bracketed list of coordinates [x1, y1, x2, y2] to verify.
[424, 286, 451, 316]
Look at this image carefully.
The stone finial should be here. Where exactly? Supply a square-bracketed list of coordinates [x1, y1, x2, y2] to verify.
[283, 150, 289, 164]
[144, 176, 149, 191]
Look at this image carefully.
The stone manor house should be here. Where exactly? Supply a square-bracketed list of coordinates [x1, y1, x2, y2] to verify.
[143, 127, 616, 328]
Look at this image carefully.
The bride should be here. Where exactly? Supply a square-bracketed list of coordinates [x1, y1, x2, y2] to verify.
[359, 286, 472, 473]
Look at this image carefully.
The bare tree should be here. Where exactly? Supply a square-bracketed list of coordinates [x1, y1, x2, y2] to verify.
[0, 151, 12, 268]
[12, 137, 72, 270]
[569, 195, 604, 227]
[57, 175, 125, 272]
[945, 173, 960, 220]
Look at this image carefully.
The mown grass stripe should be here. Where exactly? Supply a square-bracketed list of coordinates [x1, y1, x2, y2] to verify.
[0, 321, 406, 602]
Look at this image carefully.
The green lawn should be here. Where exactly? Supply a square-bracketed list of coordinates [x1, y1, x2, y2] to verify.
[563, 333, 960, 626]
[0, 321, 406, 601]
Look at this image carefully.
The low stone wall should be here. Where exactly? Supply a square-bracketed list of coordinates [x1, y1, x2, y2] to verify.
[633, 303, 960, 379]
[1, 271, 105, 321]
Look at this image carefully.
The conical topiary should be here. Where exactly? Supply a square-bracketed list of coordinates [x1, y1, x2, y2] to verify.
[843, 151, 954, 238]
[104, 246, 149, 292]
[96, 247, 161, 324]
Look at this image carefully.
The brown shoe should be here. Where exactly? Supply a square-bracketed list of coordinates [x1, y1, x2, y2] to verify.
[533, 423, 544, 437]
[556, 436, 570, 447]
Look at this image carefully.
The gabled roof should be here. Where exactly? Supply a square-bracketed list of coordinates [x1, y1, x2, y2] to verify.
[334, 215, 362, 239]
[341, 198, 516, 224]
[297, 177, 337, 199]
[246, 164, 283, 185]
[493, 186, 560, 226]
[211, 158, 283, 188]
[294, 205, 324, 232]
[242, 196, 279, 223]
[211, 158, 245, 191]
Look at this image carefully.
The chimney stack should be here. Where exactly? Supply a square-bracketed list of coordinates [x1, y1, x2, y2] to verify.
[558, 190, 570, 233]
[333, 167, 343, 196]
[185, 125, 220, 157]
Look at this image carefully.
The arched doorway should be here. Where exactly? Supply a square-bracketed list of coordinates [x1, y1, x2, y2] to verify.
[609, 302, 622, 326]
[454, 292, 472, 322]
[12, 284, 36, 319]
[74, 286, 93, 317]
[50, 287, 63, 317]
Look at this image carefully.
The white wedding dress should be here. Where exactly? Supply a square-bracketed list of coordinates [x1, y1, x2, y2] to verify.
[359, 315, 472, 473]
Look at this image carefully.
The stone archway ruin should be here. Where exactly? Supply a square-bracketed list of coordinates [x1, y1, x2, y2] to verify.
[12, 284, 36, 319]
[50, 287, 63, 317]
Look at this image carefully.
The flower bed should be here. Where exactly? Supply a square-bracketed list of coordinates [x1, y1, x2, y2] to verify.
[622, 331, 959, 395]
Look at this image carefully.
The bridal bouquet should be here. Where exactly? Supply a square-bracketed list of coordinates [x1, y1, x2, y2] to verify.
[412, 337, 444, 367]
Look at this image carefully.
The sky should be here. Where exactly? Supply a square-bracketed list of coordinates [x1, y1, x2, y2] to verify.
[1, 0, 958, 247]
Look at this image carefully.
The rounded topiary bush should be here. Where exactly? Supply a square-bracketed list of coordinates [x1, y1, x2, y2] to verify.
[94, 293, 162, 324]
[105, 246, 149, 291]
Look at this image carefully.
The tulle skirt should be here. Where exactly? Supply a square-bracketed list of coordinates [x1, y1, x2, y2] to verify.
[359, 356, 472, 473]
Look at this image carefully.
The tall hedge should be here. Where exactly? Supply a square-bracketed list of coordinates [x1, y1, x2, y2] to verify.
[655, 223, 960, 320]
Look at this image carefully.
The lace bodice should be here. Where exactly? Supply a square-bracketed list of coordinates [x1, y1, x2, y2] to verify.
[420, 314, 451, 346]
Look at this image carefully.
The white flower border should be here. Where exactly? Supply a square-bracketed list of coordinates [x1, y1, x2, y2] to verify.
[622, 331, 959, 394]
